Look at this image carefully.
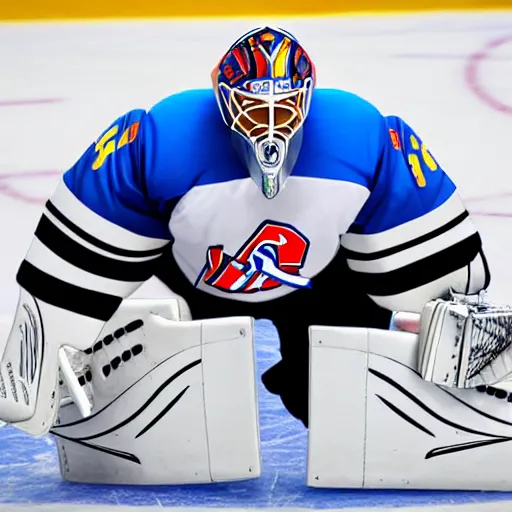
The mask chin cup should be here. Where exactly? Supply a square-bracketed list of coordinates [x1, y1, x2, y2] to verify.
[231, 129, 303, 200]
[255, 138, 286, 199]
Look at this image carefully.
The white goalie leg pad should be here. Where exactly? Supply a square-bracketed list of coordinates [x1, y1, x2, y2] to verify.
[0, 289, 105, 436]
[53, 298, 260, 485]
[308, 325, 512, 491]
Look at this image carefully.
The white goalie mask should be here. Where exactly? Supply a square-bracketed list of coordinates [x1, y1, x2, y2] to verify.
[212, 26, 316, 199]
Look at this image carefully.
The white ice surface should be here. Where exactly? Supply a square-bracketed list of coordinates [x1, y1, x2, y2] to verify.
[1, 11, 512, 511]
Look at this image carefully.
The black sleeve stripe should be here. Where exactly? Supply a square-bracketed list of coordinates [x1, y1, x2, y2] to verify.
[35, 215, 157, 282]
[17, 261, 122, 321]
[465, 262, 471, 295]
[46, 201, 165, 258]
[343, 211, 470, 262]
[354, 233, 482, 296]
[480, 249, 491, 289]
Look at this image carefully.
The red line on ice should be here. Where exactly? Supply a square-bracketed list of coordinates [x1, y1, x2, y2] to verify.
[470, 211, 512, 218]
[0, 170, 60, 180]
[465, 35, 512, 117]
[0, 98, 64, 107]
[0, 170, 60, 204]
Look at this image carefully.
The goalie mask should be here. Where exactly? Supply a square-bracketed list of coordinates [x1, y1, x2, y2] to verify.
[212, 27, 316, 199]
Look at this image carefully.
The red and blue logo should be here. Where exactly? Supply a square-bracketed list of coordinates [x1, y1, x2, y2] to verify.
[196, 220, 311, 293]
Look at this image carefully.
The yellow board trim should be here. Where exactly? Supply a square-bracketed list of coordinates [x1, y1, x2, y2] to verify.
[1, 2, 512, 21]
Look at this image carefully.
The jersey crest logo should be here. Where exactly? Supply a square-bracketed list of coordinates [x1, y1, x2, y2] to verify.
[196, 220, 311, 293]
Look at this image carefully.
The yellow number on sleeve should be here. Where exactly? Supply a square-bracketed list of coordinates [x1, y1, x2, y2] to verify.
[408, 134, 438, 187]
[118, 121, 140, 149]
[421, 144, 438, 171]
[92, 125, 119, 171]
[91, 121, 140, 171]
[408, 153, 427, 188]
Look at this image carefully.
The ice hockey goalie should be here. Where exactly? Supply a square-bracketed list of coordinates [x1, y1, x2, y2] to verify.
[2, 26, 512, 490]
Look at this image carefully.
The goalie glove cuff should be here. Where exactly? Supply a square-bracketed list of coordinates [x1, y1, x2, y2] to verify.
[418, 289, 512, 388]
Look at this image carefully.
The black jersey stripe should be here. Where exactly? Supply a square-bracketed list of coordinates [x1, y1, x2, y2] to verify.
[343, 211, 470, 262]
[35, 215, 157, 282]
[480, 249, 491, 290]
[17, 261, 122, 321]
[354, 233, 482, 296]
[46, 201, 166, 258]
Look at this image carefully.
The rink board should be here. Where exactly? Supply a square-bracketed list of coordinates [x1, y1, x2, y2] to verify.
[2, 0, 512, 22]
[2, 321, 512, 510]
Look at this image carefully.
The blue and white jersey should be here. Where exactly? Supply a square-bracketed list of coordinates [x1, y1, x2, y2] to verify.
[17, 88, 489, 322]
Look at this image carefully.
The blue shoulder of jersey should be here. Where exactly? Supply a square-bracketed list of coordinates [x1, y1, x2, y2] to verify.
[62, 107, 174, 238]
[62, 89, 229, 239]
[349, 115, 457, 234]
[143, 88, 238, 200]
[296, 88, 385, 189]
